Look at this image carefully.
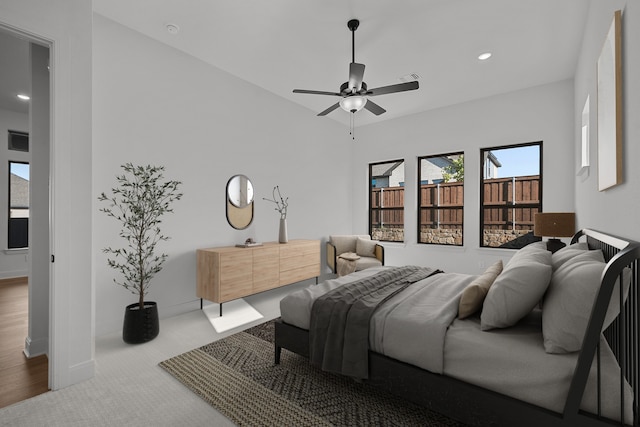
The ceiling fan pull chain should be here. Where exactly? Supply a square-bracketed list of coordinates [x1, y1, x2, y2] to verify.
[350, 112, 355, 140]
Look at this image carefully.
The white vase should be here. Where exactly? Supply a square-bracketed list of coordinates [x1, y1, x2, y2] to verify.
[279, 218, 288, 243]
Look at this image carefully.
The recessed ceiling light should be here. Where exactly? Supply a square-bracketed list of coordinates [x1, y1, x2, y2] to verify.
[17, 94, 30, 101]
[478, 52, 492, 61]
[166, 23, 180, 35]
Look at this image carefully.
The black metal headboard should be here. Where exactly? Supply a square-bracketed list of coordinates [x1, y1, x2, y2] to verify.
[566, 229, 640, 426]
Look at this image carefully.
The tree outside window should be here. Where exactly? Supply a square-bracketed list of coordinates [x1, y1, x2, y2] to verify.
[418, 153, 464, 246]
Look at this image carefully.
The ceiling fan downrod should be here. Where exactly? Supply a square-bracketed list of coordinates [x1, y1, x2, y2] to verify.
[348, 19, 359, 64]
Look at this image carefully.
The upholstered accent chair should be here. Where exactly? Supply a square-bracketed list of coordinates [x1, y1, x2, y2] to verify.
[326, 234, 385, 275]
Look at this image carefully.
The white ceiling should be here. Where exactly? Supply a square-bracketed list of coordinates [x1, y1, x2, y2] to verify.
[1, 1, 591, 127]
[0, 30, 30, 115]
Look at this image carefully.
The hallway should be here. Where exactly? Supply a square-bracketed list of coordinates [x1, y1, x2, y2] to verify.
[0, 277, 48, 408]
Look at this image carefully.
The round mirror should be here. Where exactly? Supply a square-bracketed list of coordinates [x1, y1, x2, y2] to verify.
[227, 175, 254, 208]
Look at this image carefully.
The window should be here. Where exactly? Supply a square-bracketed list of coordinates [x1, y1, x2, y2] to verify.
[480, 142, 542, 249]
[8, 162, 30, 249]
[418, 152, 464, 246]
[369, 159, 404, 242]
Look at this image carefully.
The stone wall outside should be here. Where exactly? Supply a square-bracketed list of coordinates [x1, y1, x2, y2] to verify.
[373, 226, 532, 247]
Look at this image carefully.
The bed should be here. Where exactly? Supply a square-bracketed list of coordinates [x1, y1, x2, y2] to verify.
[274, 229, 640, 426]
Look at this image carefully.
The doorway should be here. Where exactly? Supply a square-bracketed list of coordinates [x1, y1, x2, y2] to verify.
[0, 27, 51, 406]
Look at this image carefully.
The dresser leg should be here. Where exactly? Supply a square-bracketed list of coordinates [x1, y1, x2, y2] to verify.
[200, 298, 203, 310]
[220, 303, 223, 317]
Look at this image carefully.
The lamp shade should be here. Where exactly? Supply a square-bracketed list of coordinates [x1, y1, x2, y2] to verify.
[340, 96, 367, 113]
[533, 212, 576, 238]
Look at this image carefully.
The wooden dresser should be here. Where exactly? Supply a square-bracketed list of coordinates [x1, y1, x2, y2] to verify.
[197, 239, 320, 311]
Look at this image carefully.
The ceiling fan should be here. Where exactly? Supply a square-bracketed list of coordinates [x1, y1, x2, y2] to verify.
[293, 19, 419, 117]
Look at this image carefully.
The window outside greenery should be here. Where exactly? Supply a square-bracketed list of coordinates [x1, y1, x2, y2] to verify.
[418, 153, 464, 246]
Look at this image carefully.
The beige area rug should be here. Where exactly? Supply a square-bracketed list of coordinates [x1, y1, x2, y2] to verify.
[159, 320, 466, 426]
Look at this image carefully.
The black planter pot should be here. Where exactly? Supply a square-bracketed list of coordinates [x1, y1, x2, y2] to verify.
[122, 301, 159, 344]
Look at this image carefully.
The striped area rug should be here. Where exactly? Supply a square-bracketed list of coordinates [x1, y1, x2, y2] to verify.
[159, 320, 466, 426]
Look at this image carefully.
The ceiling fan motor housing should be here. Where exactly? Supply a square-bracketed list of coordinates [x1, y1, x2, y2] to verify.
[340, 81, 367, 96]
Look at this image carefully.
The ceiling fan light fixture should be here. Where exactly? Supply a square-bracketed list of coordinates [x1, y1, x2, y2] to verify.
[340, 96, 367, 113]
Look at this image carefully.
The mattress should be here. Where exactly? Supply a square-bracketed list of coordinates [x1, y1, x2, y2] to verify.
[280, 266, 387, 330]
[444, 310, 633, 423]
[279, 270, 633, 423]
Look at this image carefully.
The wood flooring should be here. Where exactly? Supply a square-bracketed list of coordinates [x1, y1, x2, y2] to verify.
[0, 277, 49, 408]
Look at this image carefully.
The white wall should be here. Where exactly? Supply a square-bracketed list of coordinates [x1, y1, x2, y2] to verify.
[25, 43, 50, 358]
[92, 15, 353, 336]
[0, 0, 93, 390]
[574, 1, 640, 240]
[353, 79, 575, 274]
[0, 108, 29, 279]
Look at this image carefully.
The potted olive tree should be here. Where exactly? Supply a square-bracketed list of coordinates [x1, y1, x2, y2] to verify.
[98, 163, 182, 344]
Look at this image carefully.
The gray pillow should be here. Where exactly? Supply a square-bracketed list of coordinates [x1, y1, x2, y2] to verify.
[508, 244, 551, 267]
[481, 251, 553, 330]
[520, 241, 549, 252]
[542, 250, 629, 354]
[356, 237, 378, 258]
[550, 242, 589, 270]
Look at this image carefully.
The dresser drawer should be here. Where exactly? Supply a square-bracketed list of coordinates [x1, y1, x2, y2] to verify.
[280, 264, 320, 286]
[253, 246, 280, 293]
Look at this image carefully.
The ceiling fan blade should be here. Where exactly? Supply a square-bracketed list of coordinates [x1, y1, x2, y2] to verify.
[364, 99, 386, 115]
[317, 102, 341, 116]
[366, 81, 419, 96]
[293, 89, 342, 96]
[348, 63, 365, 91]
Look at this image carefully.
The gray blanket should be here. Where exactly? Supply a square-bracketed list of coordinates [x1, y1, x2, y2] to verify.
[309, 265, 441, 379]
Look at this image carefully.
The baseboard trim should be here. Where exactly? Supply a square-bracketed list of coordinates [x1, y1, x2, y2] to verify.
[95, 299, 202, 337]
[24, 335, 48, 358]
[0, 273, 28, 282]
[67, 359, 95, 386]
[159, 299, 201, 319]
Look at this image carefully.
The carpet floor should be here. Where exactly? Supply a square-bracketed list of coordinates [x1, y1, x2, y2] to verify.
[160, 320, 466, 426]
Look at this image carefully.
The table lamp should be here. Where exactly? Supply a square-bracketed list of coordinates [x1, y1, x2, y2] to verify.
[533, 212, 576, 253]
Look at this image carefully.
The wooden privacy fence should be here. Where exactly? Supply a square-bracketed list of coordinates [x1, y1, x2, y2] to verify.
[419, 181, 464, 228]
[482, 175, 540, 230]
[370, 175, 540, 230]
[370, 186, 405, 227]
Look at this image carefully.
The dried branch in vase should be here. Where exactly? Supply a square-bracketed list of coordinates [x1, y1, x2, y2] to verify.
[263, 185, 288, 219]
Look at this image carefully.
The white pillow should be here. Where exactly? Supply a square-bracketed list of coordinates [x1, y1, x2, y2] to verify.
[356, 237, 378, 258]
[481, 251, 553, 330]
[542, 250, 629, 354]
[551, 242, 589, 270]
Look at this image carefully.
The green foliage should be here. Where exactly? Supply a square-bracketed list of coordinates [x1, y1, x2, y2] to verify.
[442, 155, 465, 182]
[98, 163, 182, 309]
